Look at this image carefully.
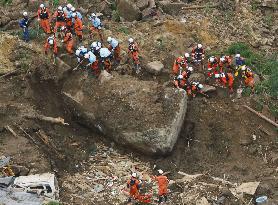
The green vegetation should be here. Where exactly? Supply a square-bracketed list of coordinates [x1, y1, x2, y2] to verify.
[118, 26, 129, 35]
[0, 0, 12, 5]
[44, 202, 62, 205]
[227, 42, 278, 117]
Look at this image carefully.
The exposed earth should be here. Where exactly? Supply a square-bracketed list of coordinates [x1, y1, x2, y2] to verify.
[0, 0, 277, 204]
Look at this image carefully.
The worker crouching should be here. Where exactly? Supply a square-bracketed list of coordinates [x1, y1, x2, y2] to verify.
[84, 52, 100, 76]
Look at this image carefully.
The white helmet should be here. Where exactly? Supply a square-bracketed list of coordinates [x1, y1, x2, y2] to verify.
[188, 67, 193, 72]
[128, 38, 134, 43]
[97, 42, 102, 47]
[198, 84, 204, 89]
[91, 13, 96, 17]
[220, 73, 225, 78]
[215, 74, 220, 78]
[91, 42, 97, 48]
[220, 57, 225, 62]
[75, 49, 81, 56]
[158, 169, 164, 175]
[209, 57, 215, 63]
[235, 54, 240, 58]
[58, 6, 63, 11]
[107, 37, 112, 43]
[67, 3, 73, 9]
[61, 26, 66, 31]
[178, 74, 183, 80]
[71, 7, 76, 12]
[84, 53, 90, 59]
[40, 4, 45, 8]
[197, 44, 202, 48]
[23, 11, 28, 16]
[184, 53, 190, 58]
[131, 173, 137, 178]
[241, 65, 246, 71]
[48, 39, 54, 45]
[72, 12, 77, 17]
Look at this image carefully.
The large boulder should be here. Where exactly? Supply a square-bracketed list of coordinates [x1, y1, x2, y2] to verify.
[157, 1, 186, 15]
[117, 0, 142, 21]
[62, 73, 187, 155]
[146, 61, 164, 75]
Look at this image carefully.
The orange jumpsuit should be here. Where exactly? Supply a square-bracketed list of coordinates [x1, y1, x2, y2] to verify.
[244, 71, 255, 89]
[63, 31, 74, 54]
[207, 58, 219, 77]
[108, 45, 121, 62]
[103, 58, 112, 72]
[44, 37, 58, 55]
[219, 56, 233, 72]
[220, 73, 234, 93]
[38, 8, 51, 34]
[127, 178, 140, 199]
[172, 56, 187, 75]
[90, 60, 100, 76]
[154, 175, 169, 196]
[128, 42, 140, 65]
[173, 71, 189, 89]
[74, 17, 83, 40]
[53, 10, 66, 33]
[90, 26, 104, 42]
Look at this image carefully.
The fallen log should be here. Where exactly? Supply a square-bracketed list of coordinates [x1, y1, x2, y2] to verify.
[243, 105, 278, 128]
[24, 114, 69, 126]
[5, 125, 19, 138]
[182, 3, 220, 10]
[0, 70, 19, 79]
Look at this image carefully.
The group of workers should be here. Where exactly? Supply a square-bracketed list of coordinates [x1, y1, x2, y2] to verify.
[173, 44, 256, 96]
[19, 4, 141, 74]
[127, 169, 169, 204]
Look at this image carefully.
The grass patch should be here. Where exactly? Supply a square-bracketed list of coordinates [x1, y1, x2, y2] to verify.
[118, 26, 129, 35]
[44, 202, 62, 205]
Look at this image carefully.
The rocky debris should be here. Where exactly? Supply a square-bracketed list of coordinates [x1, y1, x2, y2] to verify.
[0, 34, 17, 74]
[146, 61, 164, 75]
[116, 0, 142, 21]
[98, 70, 113, 84]
[202, 85, 216, 93]
[239, 135, 253, 146]
[196, 197, 210, 205]
[157, 1, 186, 15]
[62, 73, 187, 155]
[188, 73, 206, 83]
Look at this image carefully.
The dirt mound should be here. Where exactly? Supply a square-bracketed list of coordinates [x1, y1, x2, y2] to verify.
[0, 34, 17, 74]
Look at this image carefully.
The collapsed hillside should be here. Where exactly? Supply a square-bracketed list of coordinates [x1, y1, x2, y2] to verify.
[0, 0, 277, 204]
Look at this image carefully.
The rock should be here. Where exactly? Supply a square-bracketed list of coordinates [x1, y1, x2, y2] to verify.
[188, 73, 206, 83]
[146, 61, 164, 75]
[98, 70, 113, 84]
[157, 1, 186, 15]
[231, 182, 260, 196]
[196, 197, 209, 205]
[256, 183, 272, 196]
[117, 0, 142, 21]
[136, 0, 149, 11]
[201, 85, 216, 93]
[270, 153, 278, 165]
[62, 74, 188, 155]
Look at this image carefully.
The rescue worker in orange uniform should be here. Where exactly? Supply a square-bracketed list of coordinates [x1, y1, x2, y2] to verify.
[128, 38, 141, 73]
[172, 56, 187, 75]
[219, 55, 233, 72]
[215, 73, 234, 94]
[127, 173, 141, 203]
[84, 51, 100, 76]
[44, 35, 58, 56]
[53, 6, 66, 33]
[244, 69, 255, 93]
[107, 37, 121, 64]
[188, 82, 204, 97]
[192, 44, 205, 63]
[174, 73, 188, 90]
[61, 27, 74, 54]
[207, 56, 219, 77]
[89, 13, 104, 42]
[63, 4, 73, 31]
[37, 4, 51, 34]
[152, 170, 169, 204]
[72, 12, 83, 41]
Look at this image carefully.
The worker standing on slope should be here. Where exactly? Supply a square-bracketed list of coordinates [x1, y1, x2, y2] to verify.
[191, 44, 205, 64]
[172, 55, 187, 75]
[107, 36, 121, 64]
[72, 12, 83, 41]
[84, 51, 100, 76]
[244, 69, 255, 93]
[61, 26, 74, 54]
[53, 6, 66, 34]
[44, 35, 58, 57]
[19, 12, 30, 42]
[128, 38, 141, 74]
[89, 13, 104, 42]
[219, 55, 233, 72]
[207, 56, 219, 78]
[152, 170, 169, 204]
[63, 4, 73, 31]
[37, 4, 51, 34]
[127, 173, 141, 203]
[215, 72, 234, 94]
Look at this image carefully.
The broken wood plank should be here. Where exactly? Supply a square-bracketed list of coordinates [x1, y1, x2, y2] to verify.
[244, 105, 278, 128]
[182, 3, 220, 10]
[24, 114, 69, 126]
[5, 125, 19, 138]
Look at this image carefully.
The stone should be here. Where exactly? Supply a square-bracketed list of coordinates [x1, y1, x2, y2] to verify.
[136, 0, 149, 11]
[201, 85, 216, 93]
[157, 1, 186, 15]
[188, 73, 206, 83]
[62, 74, 188, 155]
[254, 74, 261, 85]
[117, 0, 142, 21]
[98, 70, 113, 84]
[146, 61, 164, 75]
[196, 197, 209, 205]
